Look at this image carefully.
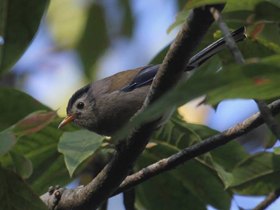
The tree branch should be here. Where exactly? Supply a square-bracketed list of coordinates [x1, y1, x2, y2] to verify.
[41, 4, 225, 209]
[113, 99, 280, 195]
[253, 188, 280, 210]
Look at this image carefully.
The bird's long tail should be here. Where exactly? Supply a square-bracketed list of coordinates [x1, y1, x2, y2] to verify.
[186, 27, 247, 71]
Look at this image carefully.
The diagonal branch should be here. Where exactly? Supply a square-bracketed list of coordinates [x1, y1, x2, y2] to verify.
[113, 99, 280, 195]
[253, 188, 280, 210]
[41, 4, 226, 209]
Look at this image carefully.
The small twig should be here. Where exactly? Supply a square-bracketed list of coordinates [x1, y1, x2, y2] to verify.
[211, 8, 280, 143]
[252, 188, 280, 210]
[210, 7, 245, 64]
[256, 100, 280, 140]
[113, 99, 280, 195]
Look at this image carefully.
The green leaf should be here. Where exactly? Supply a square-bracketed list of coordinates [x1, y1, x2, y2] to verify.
[183, 0, 227, 10]
[46, 0, 88, 48]
[229, 152, 280, 195]
[273, 146, 280, 155]
[58, 130, 104, 177]
[135, 150, 207, 210]
[77, 4, 109, 79]
[0, 0, 49, 74]
[253, 1, 280, 24]
[142, 114, 232, 209]
[0, 87, 50, 131]
[115, 58, 280, 140]
[0, 118, 78, 195]
[12, 111, 57, 136]
[210, 141, 249, 187]
[0, 165, 47, 210]
[167, 10, 190, 34]
[120, 0, 134, 37]
[0, 131, 16, 156]
[9, 150, 32, 179]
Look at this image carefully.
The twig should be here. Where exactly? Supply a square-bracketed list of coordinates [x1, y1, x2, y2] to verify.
[41, 4, 226, 209]
[256, 100, 280, 141]
[113, 99, 280, 195]
[211, 8, 280, 143]
[252, 188, 280, 210]
[210, 7, 245, 64]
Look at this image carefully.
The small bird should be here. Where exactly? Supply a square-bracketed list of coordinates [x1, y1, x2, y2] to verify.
[58, 27, 246, 136]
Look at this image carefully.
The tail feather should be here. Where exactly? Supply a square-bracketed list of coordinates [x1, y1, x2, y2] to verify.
[186, 27, 247, 71]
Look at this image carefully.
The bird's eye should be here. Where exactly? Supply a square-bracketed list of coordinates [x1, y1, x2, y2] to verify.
[77, 102, 84, 109]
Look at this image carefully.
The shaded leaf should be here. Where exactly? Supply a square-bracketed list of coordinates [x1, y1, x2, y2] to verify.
[135, 150, 207, 210]
[12, 111, 57, 136]
[0, 165, 47, 210]
[120, 0, 134, 37]
[0, 87, 50, 131]
[0, 118, 78, 195]
[143, 114, 232, 209]
[115, 58, 280, 140]
[58, 130, 104, 177]
[0, 0, 49, 74]
[77, 4, 109, 79]
[9, 150, 32, 179]
[229, 152, 280, 195]
[0, 131, 16, 156]
[253, 1, 280, 24]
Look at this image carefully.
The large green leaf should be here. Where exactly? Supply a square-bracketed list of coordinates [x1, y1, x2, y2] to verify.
[135, 150, 207, 210]
[77, 4, 109, 79]
[46, 0, 88, 48]
[228, 152, 280, 195]
[0, 165, 47, 210]
[115, 57, 280, 139]
[137, 115, 233, 209]
[58, 130, 104, 177]
[119, 0, 134, 37]
[0, 88, 50, 131]
[0, 118, 78, 195]
[0, 0, 49, 74]
[9, 150, 32, 179]
[0, 131, 15, 157]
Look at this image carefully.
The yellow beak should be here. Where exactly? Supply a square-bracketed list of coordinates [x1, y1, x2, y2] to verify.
[58, 115, 75, 129]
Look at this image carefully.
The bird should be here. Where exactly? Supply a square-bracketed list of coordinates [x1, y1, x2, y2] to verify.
[58, 27, 246, 136]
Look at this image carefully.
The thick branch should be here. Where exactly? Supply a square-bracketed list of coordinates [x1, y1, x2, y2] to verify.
[113, 99, 280, 195]
[253, 188, 280, 210]
[41, 4, 225, 209]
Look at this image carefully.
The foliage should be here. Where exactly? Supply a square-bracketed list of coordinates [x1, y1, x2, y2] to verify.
[1, 0, 280, 209]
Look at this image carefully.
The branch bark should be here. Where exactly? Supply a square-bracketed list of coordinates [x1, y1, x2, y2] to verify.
[113, 99, 280, 195]
[253, 188, 280, 210]
[41, 4, 225, 209]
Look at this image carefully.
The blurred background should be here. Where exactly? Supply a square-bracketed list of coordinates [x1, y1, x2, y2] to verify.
[2, 0, 280, 209]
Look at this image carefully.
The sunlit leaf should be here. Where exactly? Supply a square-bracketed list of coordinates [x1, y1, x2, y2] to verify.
[9, 150, 33, 179]
[0, 131, 16, 156]
[0, 0, 49, 74]
[58, 130, 104, 177]
[273, 146, 280, 155]
[0, 87, 50, 131]
[46, 0, 88, 47]
[77, 4, 109, 79]
[12, 111, 57, 136]
[0, 165, 47, 210]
